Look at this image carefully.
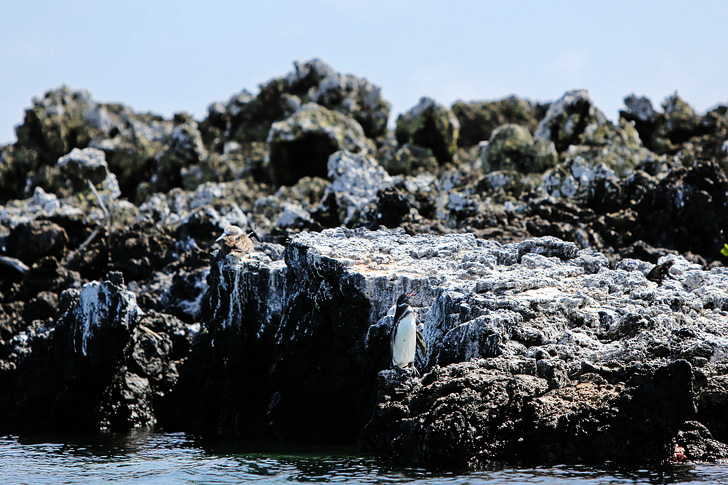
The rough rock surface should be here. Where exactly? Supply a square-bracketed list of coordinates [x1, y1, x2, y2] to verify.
[1, 59, 728, 470]
[166, 228, 728, 467]
[395, 97, 460, 164]
[452, 96, 545, 147]
[267, 103, 374, 186]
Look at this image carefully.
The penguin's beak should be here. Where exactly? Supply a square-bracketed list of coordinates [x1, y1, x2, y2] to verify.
[406, 290, 416, 298]
[215, 235, 224, 243]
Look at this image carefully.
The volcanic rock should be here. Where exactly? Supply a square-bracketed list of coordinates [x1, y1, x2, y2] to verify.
[396, 97, 460, 164]
[267, 103, 374, 186]
[452, 95, 545, 147]
[535, 90, 609, 153]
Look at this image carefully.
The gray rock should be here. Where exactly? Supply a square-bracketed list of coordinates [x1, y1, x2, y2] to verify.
[535, 90, 609, 152]
[323, 150, 394, 226]
[57, 147, 121, 202]
[624, 94, 657, 123]
[267, 103, 374, 186]
[178, 227, 728, 464]
[395, 97, 460, 164]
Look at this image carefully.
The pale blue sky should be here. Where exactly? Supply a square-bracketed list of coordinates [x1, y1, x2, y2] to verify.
[2, 1, 727, 145]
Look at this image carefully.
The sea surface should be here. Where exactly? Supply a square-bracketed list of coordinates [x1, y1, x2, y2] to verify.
[1, 431, 728, 484]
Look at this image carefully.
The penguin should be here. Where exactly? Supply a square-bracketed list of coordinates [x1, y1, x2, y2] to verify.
[390, 291, 427, 370]
[215, 225, 254, 255]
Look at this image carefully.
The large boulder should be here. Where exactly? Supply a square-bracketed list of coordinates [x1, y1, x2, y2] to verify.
[535, 90, 609, 152]
[267, 103, 374, 187]
[452, 96, 545, 147]
[620, 93, 719, 157]
[7, 86, 209, 202]
[482, 124, 558, 173]
[396, 97, 460, 164]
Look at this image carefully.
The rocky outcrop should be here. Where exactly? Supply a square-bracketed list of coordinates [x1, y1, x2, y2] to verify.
[201, 58, 390, 151]
[267, 103, 374, 186]
[1, 60, 728, 470]
[535, 90, 609, 152]
[481, 124, 558, 173]
[161, 228, 728, 466]
[395, 97, 460, 164]
[452, 95, 546, 147]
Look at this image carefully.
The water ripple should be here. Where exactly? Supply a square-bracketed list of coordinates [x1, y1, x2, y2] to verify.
[1, 432, 727, 484]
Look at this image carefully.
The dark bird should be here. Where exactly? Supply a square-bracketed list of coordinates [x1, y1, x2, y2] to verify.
[215, 225, 254, 255]
[390, 292, 427, 370]
[646, 259, 675, 284]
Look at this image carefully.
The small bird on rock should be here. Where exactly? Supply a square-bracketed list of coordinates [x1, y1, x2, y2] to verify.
[215, 225, 254, 255]
[646, 259, 675, 284]
[390, 291, 427, 371]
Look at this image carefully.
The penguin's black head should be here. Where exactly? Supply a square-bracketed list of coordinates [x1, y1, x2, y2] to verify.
[396, 291, 415, 306]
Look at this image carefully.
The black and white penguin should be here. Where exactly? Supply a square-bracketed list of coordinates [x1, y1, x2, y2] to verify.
[390, 292, 427, 370]
[215, 225, 254, 255]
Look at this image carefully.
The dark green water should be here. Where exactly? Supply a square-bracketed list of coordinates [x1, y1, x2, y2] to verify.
[1, 431, 727, 484]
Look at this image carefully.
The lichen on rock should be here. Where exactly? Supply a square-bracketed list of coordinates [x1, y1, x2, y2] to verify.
[396, 97, 460, 164]
[267, 103, 374, 186]
[535, 89, 609, 152]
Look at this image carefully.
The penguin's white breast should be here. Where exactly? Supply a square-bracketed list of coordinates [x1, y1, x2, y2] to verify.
[392, 313, 416, 367]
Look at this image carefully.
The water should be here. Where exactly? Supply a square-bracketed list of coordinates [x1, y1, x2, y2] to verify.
[1, 431, 728, 484]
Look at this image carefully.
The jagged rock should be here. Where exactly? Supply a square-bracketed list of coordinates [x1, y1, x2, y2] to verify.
[109, 220, 176, 282]
[662, 94, 703, 144]
[535, 90, 609, 152]
[140, 114, 208, 198]
[364, 359, 696, 467]
[14, 87, 97, 170]
[623, 94, 657, 123]
[165, 228, 728, 466]
[697, 373, 728, 445]
[267, 103, 374, 186]
[481, 124, 558, 173]
[562, 119, 662, 176]
[633, 160, 728, 261]
[0, 271, 196, 432]
[99, 311, 193, 429]
[362, 360, 548, 468]
[0, 276, 141, 431]
[252, 176, 328, 237]
[302, 59, 391, 140]
[321, 150, 394, 226]
[396, 97, 460, 164]
[452, 96, 545, 147]
[10, 86, 178, 201]
[2, 220, 69, 266]
[675, 420, 728, 462]
[620, 93, 717, 156]
[50, 147, 121, 202]
[19, 256, 81, 299]
[0, 302, 24, 343]
[137, 181, 262, 244]
[537, 157, 621, 200]
[168, 243, 287, 437]
[201, 59, 390, 151]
